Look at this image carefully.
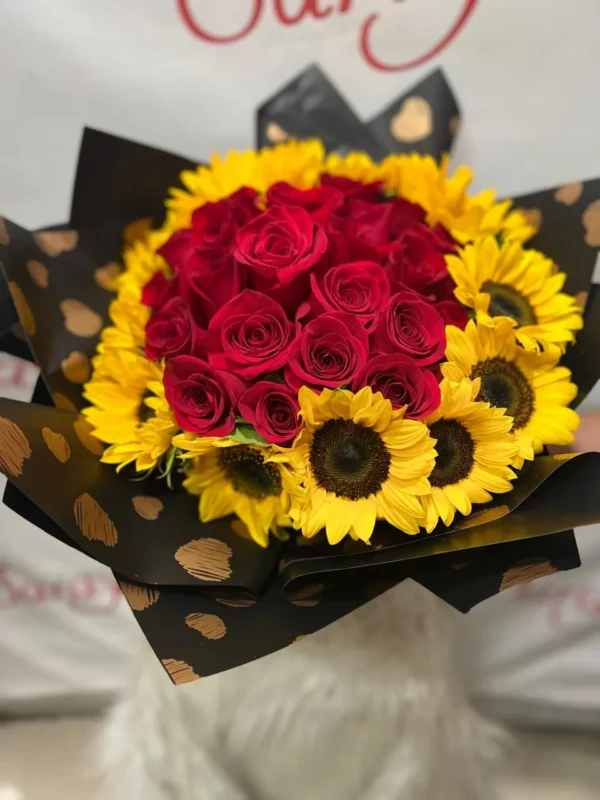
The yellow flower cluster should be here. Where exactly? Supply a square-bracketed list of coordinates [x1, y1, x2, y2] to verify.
[81, 141, 581, 547]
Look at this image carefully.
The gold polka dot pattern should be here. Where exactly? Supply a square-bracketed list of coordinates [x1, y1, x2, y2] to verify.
[42, 427, 71, 463]
[73, 492, 118, 547]
[175, 538, 233, 582]
[0, 418, 31, 477]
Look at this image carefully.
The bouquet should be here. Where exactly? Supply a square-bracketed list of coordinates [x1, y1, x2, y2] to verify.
[2, 67, 600, 683]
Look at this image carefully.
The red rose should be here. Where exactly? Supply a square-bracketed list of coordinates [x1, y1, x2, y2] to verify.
[161, 234, 243, 311]
[267, 182, 344, 226]
[160, 188, 258, 267]
[320, 174, 383, 201]
[163, 355, 243, 436]
[386, 223, 455, 301]
[204, 289, 297, 379]
[235, 205, 328, 289]
[352, 355, 441, 420]
[141, 272, 179, 310]
[327, 232, 381, 267]
[341, 197, 426, 249]
[286, 311, 369, 390]
[191, 187, 259, 240]
[437, 299, 469, 330]
[180, 251, 241, 320]
[310, 261, 390, 330]
[238, 382, 301, 445]
[144, 298, 197, 361]
[372, 291, 446, 366]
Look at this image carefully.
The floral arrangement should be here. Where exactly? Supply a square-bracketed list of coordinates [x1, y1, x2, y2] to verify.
[83, 142, 582, 548]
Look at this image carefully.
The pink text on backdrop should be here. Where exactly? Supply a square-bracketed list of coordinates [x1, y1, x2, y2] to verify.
[176, 0, 479, 72]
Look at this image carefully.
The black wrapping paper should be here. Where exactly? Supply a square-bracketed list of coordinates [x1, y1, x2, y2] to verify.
[2, 67, 600, 683]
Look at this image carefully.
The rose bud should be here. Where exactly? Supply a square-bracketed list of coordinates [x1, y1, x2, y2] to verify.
[144, 297, 197, 361]
[235, 204, 328, 289]
[353, 355, 441, 420]
[238, 382, 301, 445]
[286, 311, 369, 390]
[163, 355, 244, 437]
[310, 261, 390, 331]
[372, 291, 446, 366]
[205, 289, 297, 379]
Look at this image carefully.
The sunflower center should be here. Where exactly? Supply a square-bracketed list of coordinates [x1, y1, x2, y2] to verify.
[471, 357, 535, 430]
[428, 419, 475, 487]
[218, 446, 282, 500]
[310, 418, 391, 500]
[481, 281, 537, 326]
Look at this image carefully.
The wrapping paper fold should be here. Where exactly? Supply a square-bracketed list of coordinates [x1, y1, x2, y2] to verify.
[1, 66, 600, 682]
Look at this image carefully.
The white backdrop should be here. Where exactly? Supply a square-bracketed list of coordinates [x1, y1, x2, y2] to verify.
[1, 0, 600, 723]
[2, 0, 600, 227]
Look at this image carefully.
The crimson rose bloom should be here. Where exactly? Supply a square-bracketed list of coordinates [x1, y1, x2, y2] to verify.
[204, 289, 297, 379]
[340, 197, 426, 248]
[372, 291, 446, 366]
[163, 355, 243, 436]
[352, 355, 441, 420]
[286, 311, 369, 390]
[238, 382, 301, 445]
[267, 182, 344, 226]
[141, 272, 180, 310]
[180, 251, 239, 322]
[310, 261, 390, 330]
[161, 237, 242, 311]
[327, 232, 381, 267]
[320, 174, 383, 201]
[235, 205, 328, 288]
[190, 187, 259, 239]
[144, 298, 196, 361]
[386, 223, 455, 302]
[437, 299, 469, 330]
[160, 187, 258, 267]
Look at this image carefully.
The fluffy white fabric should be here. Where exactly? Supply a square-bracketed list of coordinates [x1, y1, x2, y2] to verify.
[100, 580, 503, 799]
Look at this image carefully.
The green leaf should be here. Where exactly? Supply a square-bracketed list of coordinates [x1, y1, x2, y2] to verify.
[229, 425, 268, 446]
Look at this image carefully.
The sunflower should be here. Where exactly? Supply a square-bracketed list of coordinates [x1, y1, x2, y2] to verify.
[422, 378, 518, 532]
[447, 236, 583, 351]
[442, 318, 579, 465]
[182, 443, 302, 548]
[291, 386, 436, 545]
[82, 354, 177, 473]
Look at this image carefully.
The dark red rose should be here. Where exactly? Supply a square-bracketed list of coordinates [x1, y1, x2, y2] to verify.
[320, 174, 383, 201]
[310, 261, 390, 330]
[238, 382, 301, 445]
[160, 235, 243, 311]
[327, 232, 381, 267]
[386, 223, 455, 302]
[141, 272, 179, 310]
[352, 355, 441, 420]
[204, 289, 297, 379]
[160, 188, 259, 269]
[430, 223, 457, 252]
[437, 299, 469, 330]
[267, 182, 345, 226]
[163, 355, 243, 436]
[341, 196, 426, 249]
[286, 311, 369, 390]
[144, 298, 197, 361]
[158, 188, 257, 308]
[235, 205, 328, 289]
[191, 186, 259, 236]
[180, 250, 240, 321]
[372, 291, 446, 366]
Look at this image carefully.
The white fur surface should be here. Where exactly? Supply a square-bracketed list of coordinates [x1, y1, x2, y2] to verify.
[100, 580, 503, 800]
